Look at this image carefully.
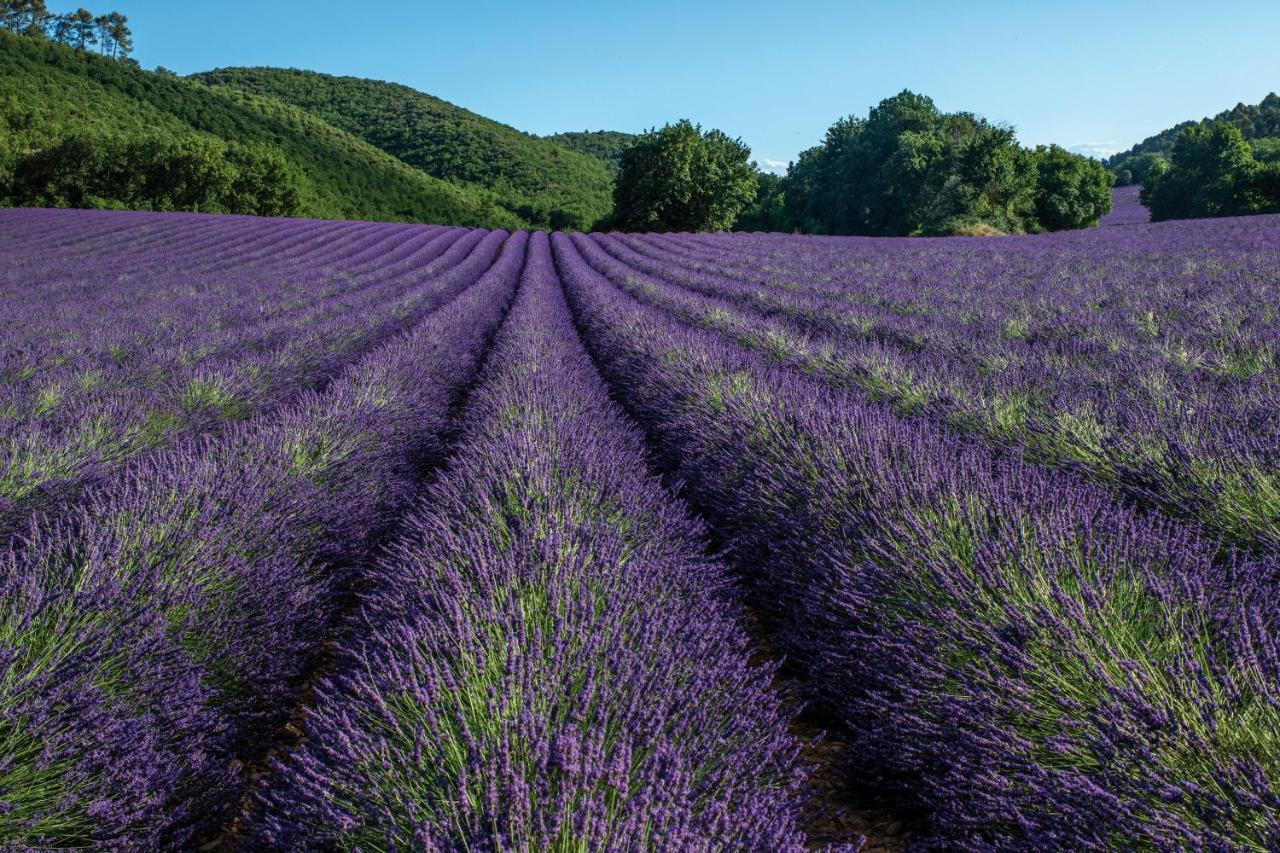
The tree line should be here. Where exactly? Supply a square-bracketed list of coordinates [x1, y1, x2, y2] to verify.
[608, 120, 757, 232]
[1141, 123, 1280, 221]
[777, 91, 1111, 235]
[609, 92, 1113, 235]
[1, 20, 304, 218]
[1109, 94, 1280, 185]
[193, 67, 617, 231]
[1105, 93, 1280, 221]
[1, 128, 301, 217]
[1, 1, 132, 59]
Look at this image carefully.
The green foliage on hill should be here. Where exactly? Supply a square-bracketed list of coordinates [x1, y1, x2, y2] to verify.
[7, 131, 300, 215]
[543, 130, 635, 174]
[193, 67, 616, 230]
[0, 30, 524, 226]
[1108, 93, 1280, 185]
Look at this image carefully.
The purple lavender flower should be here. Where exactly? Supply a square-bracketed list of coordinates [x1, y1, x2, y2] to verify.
[255, 231, 806, 849]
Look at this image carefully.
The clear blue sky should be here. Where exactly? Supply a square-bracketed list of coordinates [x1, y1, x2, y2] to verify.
[117, 0, 1279, 170]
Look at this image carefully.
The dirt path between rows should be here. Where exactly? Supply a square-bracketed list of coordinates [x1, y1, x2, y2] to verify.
[738, 609, 916, 852]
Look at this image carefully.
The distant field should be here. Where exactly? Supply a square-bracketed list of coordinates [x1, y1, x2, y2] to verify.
[2, 206, 1278, 849]
[1100, 184, 1152, 226]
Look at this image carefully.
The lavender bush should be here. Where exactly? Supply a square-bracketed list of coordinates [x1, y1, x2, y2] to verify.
[0, 213, 524, 846]
[257, 231, 806, 849]
[552, 228, 1280, 848]
[4, 202, 1279, 848]
[576, 218, 1280, 558]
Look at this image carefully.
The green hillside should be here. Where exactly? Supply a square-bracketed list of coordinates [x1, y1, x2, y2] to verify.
[544, 130, 635, 174]
[193, 67, 616, 229]
[0, 30, 524, 227]
[1108, 93, 1280, 184]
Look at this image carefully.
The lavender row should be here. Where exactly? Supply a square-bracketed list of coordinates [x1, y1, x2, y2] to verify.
[653, 224, 1279, 404]
[585, 226, 1280, 555]
[1, 221, 504, 539]
[0, 231, 525, 847]
[0, 221, 475, 445]
[1099, 186, 1151, 226]
[0, 215, 453, 439]
[630, 224, 1279, 433]
[644, 221, 1280, 406]
[638, 223, 1280, 430]
[0, 218, 442, 425]
[0, 208, 416, 294]
[553, 231, 1280, 849]
[0, 212, 404, 355]
[0, 212, 454, 401]
[0, 223, 466, 425]
[255, 231, 808, 849]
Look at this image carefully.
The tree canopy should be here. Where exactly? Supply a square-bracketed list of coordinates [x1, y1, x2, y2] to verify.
[776, 91, 1111, 236]
[732, 171, 786, 232]
[1142, 123, 1280, 221]
[193, 68, 617, 230]
[543, 130, 635, 175]
[1, 2, 132, 57]
[1108, 93, 1280, 187]
[611, 120, 758, 232]
[1032, 144, 1115, 231]
[8, 132, 300, 215]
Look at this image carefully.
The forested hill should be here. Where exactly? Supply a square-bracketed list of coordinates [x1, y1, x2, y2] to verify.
[0, 30, 524, 227]
[543, 130, 635, 174]
[1108, 93, 1280, 170]
[193, 67, 617, 230]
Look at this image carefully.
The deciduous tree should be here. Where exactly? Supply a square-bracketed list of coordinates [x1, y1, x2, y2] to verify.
[1142, 124, 1260, 220]
[611, 119, 757, 232]
[1032, 145, 1114, 230]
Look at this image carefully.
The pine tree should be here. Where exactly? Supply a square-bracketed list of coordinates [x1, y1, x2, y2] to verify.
[69, 7, 96, 50]
[94, 12, 110, 53]
[107, 11, 130, 58]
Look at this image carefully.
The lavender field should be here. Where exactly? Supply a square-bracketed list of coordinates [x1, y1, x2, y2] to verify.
[2, 204, 1279, 850]
[1099, 185, 1151, 226]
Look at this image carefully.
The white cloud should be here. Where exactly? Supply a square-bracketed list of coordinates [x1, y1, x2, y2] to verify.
[1067, 142, 1124, 160]
[760, 158, 789, 175]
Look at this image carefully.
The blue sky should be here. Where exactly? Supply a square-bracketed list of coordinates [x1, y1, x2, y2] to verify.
[119, 0, 1280, 171]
